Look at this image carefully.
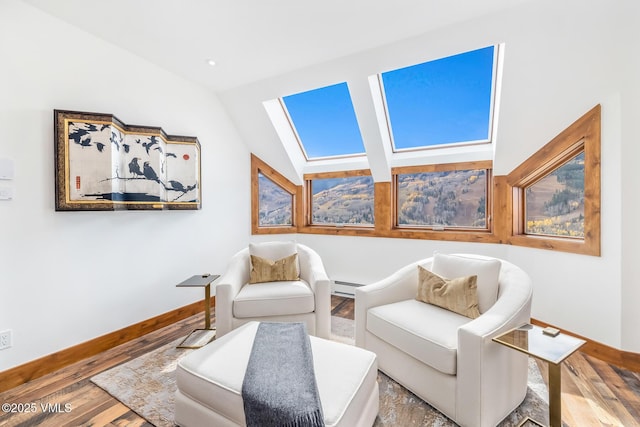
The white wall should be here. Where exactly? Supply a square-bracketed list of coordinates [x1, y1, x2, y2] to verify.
[237, 0, 637, 351]
[619, 1, 640, 353]
[0, 0, 250, 371]
[298, 235, 507, 285]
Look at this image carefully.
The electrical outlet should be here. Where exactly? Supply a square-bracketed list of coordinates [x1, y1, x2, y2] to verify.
[0, 330, 12, 350]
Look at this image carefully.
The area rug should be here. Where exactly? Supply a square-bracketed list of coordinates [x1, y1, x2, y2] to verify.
[91, 317, 548, 426]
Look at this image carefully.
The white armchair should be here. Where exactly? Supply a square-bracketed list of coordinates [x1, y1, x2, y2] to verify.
[355, 254, 532, 427]
[215, 242, 332, 339]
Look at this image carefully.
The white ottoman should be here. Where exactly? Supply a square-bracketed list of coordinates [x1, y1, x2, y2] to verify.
[175, 321, 379, 427]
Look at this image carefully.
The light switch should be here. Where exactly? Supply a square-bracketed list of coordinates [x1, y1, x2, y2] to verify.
[0, 186, 14, 200]
[0, 158, 14, 180]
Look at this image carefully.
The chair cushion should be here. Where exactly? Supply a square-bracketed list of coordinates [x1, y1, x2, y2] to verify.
[233, 280, 315, 318]
[431, 253, 501, 314]
[366, 299, 471, 375]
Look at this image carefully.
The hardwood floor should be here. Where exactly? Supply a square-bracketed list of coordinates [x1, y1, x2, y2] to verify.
[331, 294, 355, 320]
[0, 296, 638, 426]
[0, 313, 205, 427]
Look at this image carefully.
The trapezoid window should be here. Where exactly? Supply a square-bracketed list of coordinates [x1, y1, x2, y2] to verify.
[525, 151, 585, 238]
[507, 105, 600, 256]
[251, 154, 298, 234]
[281, 82, 365, 160]
[258, 172, 293, 227]
[379, 45, 497, 152]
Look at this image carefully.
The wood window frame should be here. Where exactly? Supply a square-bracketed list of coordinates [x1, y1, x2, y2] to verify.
[251, 154, 301, 234]
[389, 161, 497, 242]
[506, 105, 601, 256]
[251, 109, 601, 255]
[250, 155, 500, 243]
[300, 169, 378, 236]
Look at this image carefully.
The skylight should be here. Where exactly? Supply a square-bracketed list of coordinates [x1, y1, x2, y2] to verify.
[380, 46, 496, 151]
[281, 82, 365, 160]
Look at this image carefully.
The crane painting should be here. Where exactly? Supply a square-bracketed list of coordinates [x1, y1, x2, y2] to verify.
[54, 110, 201, 211]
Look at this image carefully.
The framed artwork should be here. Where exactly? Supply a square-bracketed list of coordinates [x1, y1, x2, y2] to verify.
[54, 110, 201, 211]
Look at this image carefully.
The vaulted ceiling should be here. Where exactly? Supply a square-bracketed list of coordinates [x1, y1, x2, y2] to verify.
[23, 0, 534, 92]
[23, 0, 554, 185]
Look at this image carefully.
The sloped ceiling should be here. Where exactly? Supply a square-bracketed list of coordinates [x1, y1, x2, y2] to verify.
[21, 0, 541, 184]
[22, 0, 534, 92]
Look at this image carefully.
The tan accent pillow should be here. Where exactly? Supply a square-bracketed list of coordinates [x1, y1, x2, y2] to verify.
[249, 253, 300, 284]
[249, 241, 300, 278]
[416, 266, 481, 319]
[431, 253, 500, 313]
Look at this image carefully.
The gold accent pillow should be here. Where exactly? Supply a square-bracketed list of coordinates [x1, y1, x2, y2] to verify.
[416, 266, 481, 319]
[249, 253, 300, 284]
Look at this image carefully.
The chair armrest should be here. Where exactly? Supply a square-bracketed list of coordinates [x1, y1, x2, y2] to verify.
[458, 263, 533, 343]
[298, 244, 331, 338]
[456, 263, 533, 427]
[215, 249, 250, 337]
[298, 244, 329, 293]
[354, 259, 429, 347]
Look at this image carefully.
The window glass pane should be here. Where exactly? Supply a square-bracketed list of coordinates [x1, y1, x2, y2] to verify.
[311, 176, 374, 225]
[525, 152, 585, 237]
[382, 46, 495, 150]
[258, 172, 292, 226]
[282, 82, 365, 159]
[397, 169, 487, 228]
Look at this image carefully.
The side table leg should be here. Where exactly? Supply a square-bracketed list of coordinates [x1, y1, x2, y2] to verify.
[204, 284, 211, 330]
[548, 362, 562, 427]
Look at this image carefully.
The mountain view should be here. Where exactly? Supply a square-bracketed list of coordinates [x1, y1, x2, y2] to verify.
[311, 176, 374, 225]
[397, 169, 486, 228]
[258, 157, 584, 237]
[258, 173, 292, 226]
[525, 152, 585, 237]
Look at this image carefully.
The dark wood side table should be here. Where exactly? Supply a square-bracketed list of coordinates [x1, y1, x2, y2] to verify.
[493, 324, 586, 427]
[176, 274, 220, 349]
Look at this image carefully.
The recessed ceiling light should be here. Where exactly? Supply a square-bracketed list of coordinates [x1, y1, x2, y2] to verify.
[206, 59, 217, 67]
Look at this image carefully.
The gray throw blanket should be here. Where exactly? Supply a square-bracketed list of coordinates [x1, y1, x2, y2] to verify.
[242, 322, 324, 427]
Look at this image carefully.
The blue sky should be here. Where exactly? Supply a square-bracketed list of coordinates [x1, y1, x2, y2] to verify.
[282, 45, 495, 158]
[382, 45, 495, 149]
[282, 82, 365, 158]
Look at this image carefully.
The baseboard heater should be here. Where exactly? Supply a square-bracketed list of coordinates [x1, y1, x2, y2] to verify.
[332, 280, 364, 298]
